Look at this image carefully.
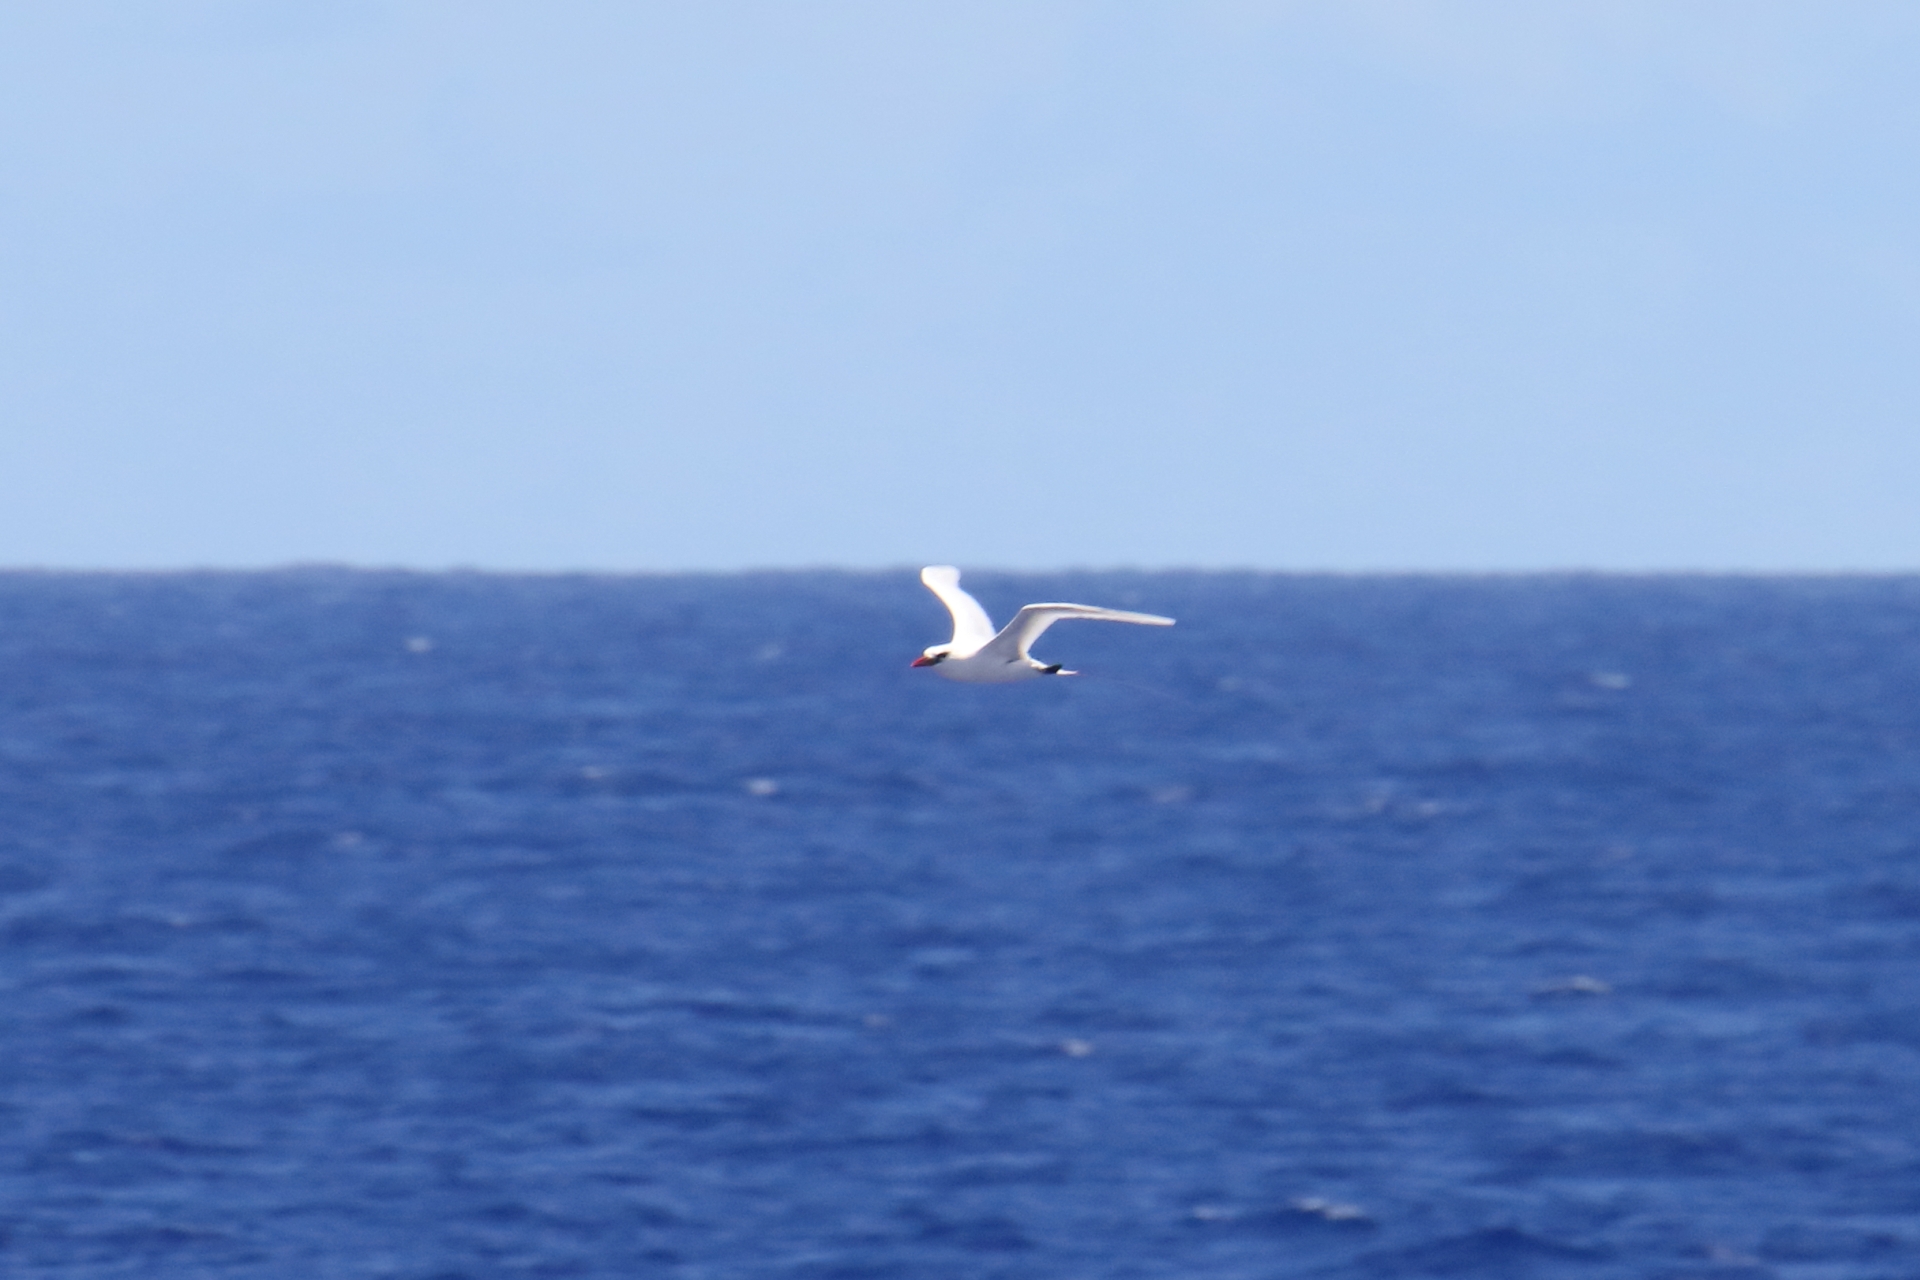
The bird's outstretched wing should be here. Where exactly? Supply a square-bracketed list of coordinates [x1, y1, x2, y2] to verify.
[976, 602, 1175, 662]
[920, 566, 997, 652]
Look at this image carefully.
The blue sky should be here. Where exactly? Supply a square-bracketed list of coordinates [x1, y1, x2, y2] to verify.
[3, 2, 1917, 570]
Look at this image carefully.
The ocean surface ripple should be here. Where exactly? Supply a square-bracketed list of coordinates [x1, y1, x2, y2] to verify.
[4, 570, 1920, 1278]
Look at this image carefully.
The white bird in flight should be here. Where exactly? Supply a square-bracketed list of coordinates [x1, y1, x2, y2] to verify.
[910, 565, 1174, 683]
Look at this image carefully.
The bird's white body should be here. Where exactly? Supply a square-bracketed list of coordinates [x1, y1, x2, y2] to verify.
[911, 565, 1173, 683]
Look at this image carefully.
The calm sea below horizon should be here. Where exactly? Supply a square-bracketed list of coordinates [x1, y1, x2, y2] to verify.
[5, 569, 1920, 1278]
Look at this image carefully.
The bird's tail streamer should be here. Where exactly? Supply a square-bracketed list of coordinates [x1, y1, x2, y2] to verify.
[1073, 670, 1200, 709]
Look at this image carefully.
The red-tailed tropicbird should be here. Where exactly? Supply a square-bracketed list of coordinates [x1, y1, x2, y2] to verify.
[909, 565, 1174, 683]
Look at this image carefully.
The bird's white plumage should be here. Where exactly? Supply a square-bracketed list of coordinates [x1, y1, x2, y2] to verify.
[976, 603, 1175, 662]
[913, 566, 1173, 683]
[919, 565, 996, 654]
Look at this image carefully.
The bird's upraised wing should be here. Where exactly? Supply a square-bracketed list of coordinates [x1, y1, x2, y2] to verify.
[920, 566, 997, 653]
[976, 602, 1175, 662]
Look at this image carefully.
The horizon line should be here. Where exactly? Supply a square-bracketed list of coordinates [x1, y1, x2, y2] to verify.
[4, 561, 1919, 579]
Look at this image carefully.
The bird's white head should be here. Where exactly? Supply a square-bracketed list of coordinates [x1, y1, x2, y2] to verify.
[910, 646, 950, 668]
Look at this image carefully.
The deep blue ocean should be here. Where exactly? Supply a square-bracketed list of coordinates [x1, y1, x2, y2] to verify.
[6, 570, 1920, 1278]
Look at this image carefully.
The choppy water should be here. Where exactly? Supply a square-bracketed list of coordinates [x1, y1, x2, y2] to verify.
[5, 569, 1920, 1278]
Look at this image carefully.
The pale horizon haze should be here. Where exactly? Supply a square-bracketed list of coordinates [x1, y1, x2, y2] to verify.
[4, 3, 1918, 572]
